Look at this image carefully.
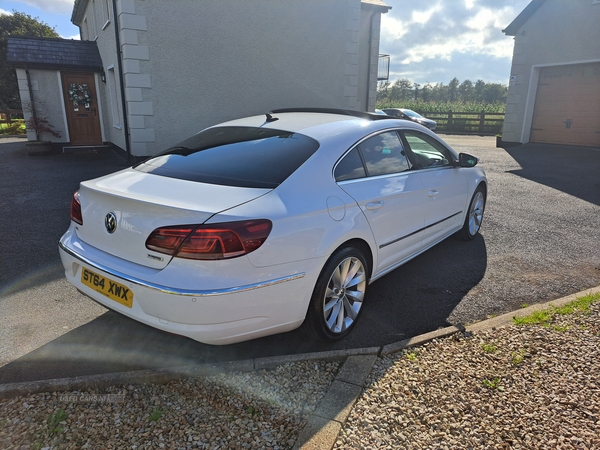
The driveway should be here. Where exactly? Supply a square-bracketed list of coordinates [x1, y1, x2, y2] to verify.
[1, 135, 599, 384]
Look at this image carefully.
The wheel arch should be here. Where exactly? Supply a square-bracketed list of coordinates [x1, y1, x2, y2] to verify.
[477, 180, 488, 197]
[330, 237, 374, 281]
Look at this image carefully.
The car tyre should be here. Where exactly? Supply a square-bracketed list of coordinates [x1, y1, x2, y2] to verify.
[458, 184, 486, 241]
[302, 246, 368, 341]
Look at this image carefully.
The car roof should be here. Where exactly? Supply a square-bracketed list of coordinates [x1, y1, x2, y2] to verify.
[211, 108, 421, 141]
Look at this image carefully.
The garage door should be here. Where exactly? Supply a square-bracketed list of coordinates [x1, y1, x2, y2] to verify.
[530, 62, 600, 147]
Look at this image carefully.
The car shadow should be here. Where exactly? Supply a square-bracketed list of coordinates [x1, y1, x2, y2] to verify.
[0, 234, 487, 384]
[504, 143, 600, 206]
[0, 141, 128, 295]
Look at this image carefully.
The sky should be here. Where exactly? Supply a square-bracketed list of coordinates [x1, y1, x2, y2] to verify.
[0, 0, 532, 86]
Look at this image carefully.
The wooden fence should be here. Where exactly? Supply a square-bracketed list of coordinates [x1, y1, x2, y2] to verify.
[421, 111, 504, 135]
[0, 109, 24, 123]
[0, 109, 24, 135]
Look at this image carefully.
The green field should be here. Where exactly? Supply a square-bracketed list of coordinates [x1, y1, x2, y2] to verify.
[376, 101, 506, 114]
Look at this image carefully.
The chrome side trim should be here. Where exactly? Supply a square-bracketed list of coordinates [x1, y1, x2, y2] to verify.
[371, 224, 462, 282]
[59, 239, 305, 297]
[380, 211, 462, 249]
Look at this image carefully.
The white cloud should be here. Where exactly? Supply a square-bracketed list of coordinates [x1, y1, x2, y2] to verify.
[411, 6, 440, 25]
[16, 0, 73, 15]
[381, 16, 408, 41]
[0, 8, 12, 15]
[379, 0, 530, 84]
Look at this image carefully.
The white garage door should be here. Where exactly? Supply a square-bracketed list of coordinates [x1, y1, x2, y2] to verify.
[530, 62, 600, 147]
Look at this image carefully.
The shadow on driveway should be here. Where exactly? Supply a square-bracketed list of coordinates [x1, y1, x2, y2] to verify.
[505, 143, 600, 206]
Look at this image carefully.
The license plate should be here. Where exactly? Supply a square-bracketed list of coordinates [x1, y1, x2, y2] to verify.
[81, 267, 133, 308]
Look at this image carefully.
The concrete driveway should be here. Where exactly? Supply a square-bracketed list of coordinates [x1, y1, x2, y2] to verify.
[1, 135, 599, 384]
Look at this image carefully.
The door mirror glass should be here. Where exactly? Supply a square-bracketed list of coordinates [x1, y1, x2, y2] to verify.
[459, 153, 479, 167]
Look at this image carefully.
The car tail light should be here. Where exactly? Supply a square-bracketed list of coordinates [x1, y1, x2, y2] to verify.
[70, 190, 83, 225]
[146, 219, 272, 260]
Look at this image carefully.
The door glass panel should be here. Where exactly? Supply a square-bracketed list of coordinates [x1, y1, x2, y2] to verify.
[402, 131, 453, 169]
[68, 83, 93, 113]
[358, 131, 409, 176]
[335, 148, 366, 181]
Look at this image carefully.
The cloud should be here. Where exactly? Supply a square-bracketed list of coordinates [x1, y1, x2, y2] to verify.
[0, 8, 12, 15]
[17, 0, 73, 15]
[380, 0, 530, 84]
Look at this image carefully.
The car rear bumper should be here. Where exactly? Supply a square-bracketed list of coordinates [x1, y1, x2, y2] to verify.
[59, 232, 315, 345]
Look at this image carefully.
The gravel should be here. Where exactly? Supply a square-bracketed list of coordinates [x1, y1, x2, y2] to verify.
[0, 361, 339, 449]
[2, 301, 599, 450]
[335, 301, 600, 449]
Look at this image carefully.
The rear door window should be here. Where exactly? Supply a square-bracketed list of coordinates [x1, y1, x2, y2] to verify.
[335, 131, 411, 182]
[134, 126, 320, 188]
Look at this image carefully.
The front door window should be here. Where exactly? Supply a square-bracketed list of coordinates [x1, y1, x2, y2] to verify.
[68, 83, 93, 113]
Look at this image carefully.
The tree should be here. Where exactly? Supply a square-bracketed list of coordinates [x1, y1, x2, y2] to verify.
[421, 82, 432, 102]
[413, 82, 421, 101]
[389, 78, 414, 102]
[483, 83, 508, 104]
[0, 11, 59, 109]
[448, 77, 460, 103]
[458, 79, 474, 102]
[474, 79, 486, 102]
[376, 81, 390, 102]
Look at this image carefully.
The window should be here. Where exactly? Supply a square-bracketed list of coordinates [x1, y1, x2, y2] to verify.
[401, 131, 454, 169]
[334, 148, 366, 181]
[359, 131, 410, 177]
[107, 66, 120, 128]
[335, 131, 411, 182]
[135, 127, 320, 189]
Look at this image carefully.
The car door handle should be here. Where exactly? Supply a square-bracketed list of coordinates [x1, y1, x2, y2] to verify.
[366, 201, 384, 210]
[427, 190, 439, 198]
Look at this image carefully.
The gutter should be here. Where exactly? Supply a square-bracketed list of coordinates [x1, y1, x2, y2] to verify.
[111, 0, 132, 164]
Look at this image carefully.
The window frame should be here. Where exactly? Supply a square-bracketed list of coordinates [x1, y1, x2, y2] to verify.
[102, 0, 111, 29]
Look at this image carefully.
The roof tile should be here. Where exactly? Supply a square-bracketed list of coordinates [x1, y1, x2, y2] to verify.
[6, 36, 103, 72]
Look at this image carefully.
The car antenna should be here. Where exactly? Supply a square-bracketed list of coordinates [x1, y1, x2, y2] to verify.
[265, 113, 279, 123]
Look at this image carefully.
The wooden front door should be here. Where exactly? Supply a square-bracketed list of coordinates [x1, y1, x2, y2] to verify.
[61, 72, 103, 146]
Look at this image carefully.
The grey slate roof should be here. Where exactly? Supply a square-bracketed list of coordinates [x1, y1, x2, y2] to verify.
[6, 36, 103, 72]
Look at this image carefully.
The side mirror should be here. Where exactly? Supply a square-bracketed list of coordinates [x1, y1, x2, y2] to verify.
[458, 153, 479, 167]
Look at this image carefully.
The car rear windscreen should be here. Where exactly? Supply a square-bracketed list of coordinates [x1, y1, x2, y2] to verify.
[134, 126, 319, 188]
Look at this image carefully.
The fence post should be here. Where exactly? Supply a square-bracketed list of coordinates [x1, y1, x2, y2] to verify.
[448, 110, 453, 129]
[479, 110, 485, 133]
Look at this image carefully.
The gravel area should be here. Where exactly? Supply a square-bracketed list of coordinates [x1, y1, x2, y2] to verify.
[0, 361, 338, 449]
[335, 301, 600, 449]
[2, 298, 599, 450]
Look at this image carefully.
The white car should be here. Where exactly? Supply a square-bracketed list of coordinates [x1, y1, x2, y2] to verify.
[59, 108, 487, 345]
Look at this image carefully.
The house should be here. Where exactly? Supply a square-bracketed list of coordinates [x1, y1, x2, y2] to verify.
[7, 0, 390, 161]
[501, 0, 600, 147]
